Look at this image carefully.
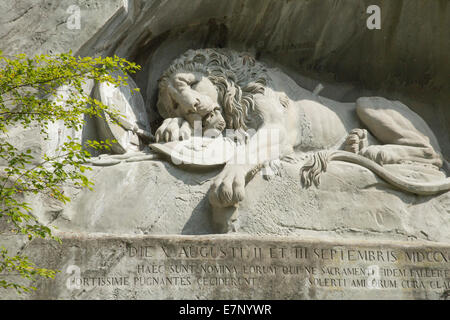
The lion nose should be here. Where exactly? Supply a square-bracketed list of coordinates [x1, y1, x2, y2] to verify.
[193, 99, 200, 109]
[182, 101, 196, 114]
[185, 99, 200, 114]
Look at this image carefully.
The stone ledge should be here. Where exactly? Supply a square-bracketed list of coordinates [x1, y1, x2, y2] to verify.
[1, 232, 449, 300]
[27, 159, 449, 242]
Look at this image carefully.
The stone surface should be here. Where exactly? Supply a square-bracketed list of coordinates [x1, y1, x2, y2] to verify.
[0, 0, 449, 300]
[1, 0, 449, 158]
[0, 234, 449, 300]
[0, 0, 123, 56]
[17, 158, 448, 243]
[45, 81, 96, 158]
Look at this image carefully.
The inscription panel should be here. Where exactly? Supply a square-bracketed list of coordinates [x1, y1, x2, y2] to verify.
[14, 236, 450, 299]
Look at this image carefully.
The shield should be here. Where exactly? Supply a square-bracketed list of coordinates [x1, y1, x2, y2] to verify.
[94, 72, 151, 154]
[150, 136, 236, 167]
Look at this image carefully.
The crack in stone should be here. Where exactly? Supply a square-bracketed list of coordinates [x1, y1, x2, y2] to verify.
[4, 6, 34, 24]
[276, 222, 421, 240]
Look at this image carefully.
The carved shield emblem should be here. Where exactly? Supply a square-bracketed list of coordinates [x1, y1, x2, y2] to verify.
[94, 72, 151, 154]
[150, 136, 236, 167]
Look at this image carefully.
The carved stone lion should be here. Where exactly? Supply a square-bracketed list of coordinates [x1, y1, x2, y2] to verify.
[155, 48, 450, 215]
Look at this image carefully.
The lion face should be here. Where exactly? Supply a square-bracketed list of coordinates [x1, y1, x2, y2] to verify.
[157, 48, 269, 133]
[158, 71, 224, 131]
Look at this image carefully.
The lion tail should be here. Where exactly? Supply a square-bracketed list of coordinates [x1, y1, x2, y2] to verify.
[300, 150, 450, 196]
[300, 151, 331, 188]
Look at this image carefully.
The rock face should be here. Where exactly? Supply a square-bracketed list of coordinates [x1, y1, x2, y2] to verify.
[3, 235, 450, 300]
[26, 157, 448, 242]
[0, 0, 449, 300]
[2, 0, 448, 157]
[0, 0, 448, 240]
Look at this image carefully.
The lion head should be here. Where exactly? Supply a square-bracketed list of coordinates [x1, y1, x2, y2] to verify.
[157, 48, 268, 132]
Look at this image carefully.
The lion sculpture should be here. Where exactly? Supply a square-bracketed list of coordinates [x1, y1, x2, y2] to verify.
[155, 48, 450, 217]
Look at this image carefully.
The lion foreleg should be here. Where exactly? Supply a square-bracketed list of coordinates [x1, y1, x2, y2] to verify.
[209, 125, 287, 206]
[208, 124, 289, 232]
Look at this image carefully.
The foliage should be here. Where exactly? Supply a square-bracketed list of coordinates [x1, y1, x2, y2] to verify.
[0, 51, 140, 293]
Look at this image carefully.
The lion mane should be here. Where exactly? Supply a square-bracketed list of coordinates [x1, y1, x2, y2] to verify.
[157, 48, 270, 131]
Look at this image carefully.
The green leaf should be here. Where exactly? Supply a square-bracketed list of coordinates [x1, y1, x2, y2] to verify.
[0, 51, 140, 295]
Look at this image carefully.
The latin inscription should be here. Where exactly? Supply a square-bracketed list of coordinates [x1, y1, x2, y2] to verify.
[66, 243, 450, 295]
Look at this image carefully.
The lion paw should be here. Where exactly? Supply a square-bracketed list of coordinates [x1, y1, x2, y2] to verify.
[155, 117, 192, 142]
[344, 129, 368, 153]
[209, 165, 246, 208]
